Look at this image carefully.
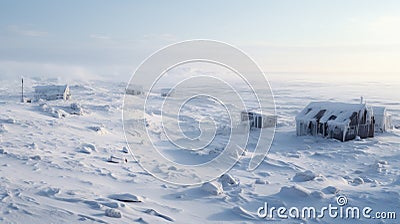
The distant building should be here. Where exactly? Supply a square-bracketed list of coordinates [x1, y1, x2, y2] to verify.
[34, 85, 71, 101]
[296, 102, 375, 141]
[373, 106, 392, 133]
[126, 84, 144, 95]
[241, 110, 277, 129]
[161, 88, 174, 97]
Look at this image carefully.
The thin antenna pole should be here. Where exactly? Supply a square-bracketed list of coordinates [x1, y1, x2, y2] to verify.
[21, 78, 24, 103]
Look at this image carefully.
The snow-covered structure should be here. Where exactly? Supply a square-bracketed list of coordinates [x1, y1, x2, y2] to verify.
[241, 110, 277, 129]
[126, 84, 144, 95]
[161, 88, 174, 97]
[373, 106, 392, 133]
[34, 85, 71, 101]
[296, 102, 375, 141]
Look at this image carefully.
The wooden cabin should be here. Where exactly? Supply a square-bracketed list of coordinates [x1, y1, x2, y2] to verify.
[126, 84, 144, 95]
[296, 102, 375, 141]
[34, 85, 71, 101]
[241, 110, 277, 129]
[161, 88, 174, 97]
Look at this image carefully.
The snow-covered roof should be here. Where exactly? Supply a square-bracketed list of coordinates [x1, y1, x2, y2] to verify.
[161, 88, 174, 92]
[296, 101, 368, 125]
[160, 88, 175, 96]
[127, 84, 143, 90]
[241, 109, 275, 117]
[34, 85, 69, 94]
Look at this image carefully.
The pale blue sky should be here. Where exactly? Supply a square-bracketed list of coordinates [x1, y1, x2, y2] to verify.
[0, 0, 399, 80]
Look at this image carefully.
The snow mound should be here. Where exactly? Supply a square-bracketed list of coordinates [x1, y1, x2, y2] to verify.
[105, 208, 122, 218]
[39, 103, 68, 118]
[80, 147, 92, 154]
[352, 177, 364, 185]
[122, 146, 129, 153]
[257, 171, 271, 177]
[201, 181, 223, 195]
[392, 177, 400, 186]
[0, 124, 7, 133]
[369, 160, 389, 173]
[30, 155, 41, 160]
[359, 175, 376, 184]
[70, 103, 83, 115]
[278, 185, 311, 198]
[80, 143, 96, 154]
[0, 118, 16, 124]
[293, 170, 320, 182]
[54, 109, 68, 118]
[89, 126, 107, 134]
[83, 200, 103, 209]
[101, 201, 123, 209]
[255, 179, 269, 185]
[323, 186, 340, 194]
[232, 206, 258, 220]
[38, 187, 61, 197]
[219, 174, 238, 187]
[109, 193, 143, 202]
[28, 142, 38, 150]
[378, 160, 388, 165]
[107, 155, 127, 164]
[145, 209, 174, 222]
[310, 191, 325, 199]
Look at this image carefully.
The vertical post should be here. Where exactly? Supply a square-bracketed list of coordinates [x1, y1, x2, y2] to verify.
[21, 78, 24, 103]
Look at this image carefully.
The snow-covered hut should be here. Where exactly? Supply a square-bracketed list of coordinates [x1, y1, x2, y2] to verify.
[373, 106, 392, 133]
[241, 110, 277, 129]
[34, 85, 71, 101]
[161, 88, 174, 97]
[296, 102, 375, 141]
[126, 84, 144, 95]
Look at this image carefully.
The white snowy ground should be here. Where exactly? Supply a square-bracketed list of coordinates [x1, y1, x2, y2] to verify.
[0, 74, 399, 223]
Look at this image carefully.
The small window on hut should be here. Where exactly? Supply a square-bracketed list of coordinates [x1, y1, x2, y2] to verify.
[328, 115, 337, 121]
[314, 109, 326, 120]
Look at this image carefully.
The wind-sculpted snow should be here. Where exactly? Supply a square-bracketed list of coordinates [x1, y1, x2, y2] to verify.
[123, 40, 275, 185]
[0, 75, 398, 223]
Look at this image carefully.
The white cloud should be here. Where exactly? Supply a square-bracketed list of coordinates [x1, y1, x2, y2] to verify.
[8, 25, 48, 37]
[142, 33, 177, 42]
[89, 34, 111, 40]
